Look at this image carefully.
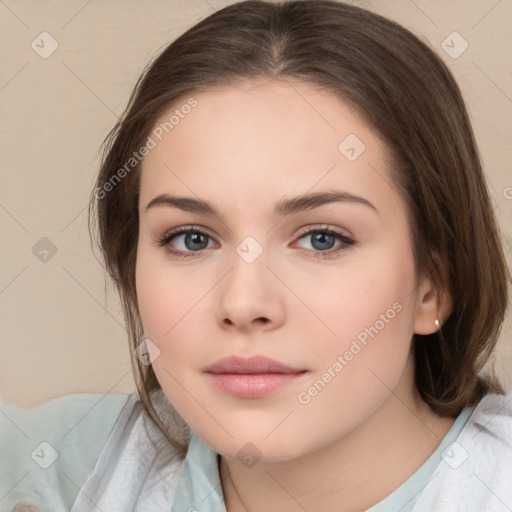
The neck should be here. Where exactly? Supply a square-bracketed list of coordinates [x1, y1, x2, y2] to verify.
[219, 361, 455, 512]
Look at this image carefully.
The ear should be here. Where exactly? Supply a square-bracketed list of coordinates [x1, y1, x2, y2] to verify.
[413, 251, 453, 335]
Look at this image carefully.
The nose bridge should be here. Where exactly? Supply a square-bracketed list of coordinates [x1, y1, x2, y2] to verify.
[224, 234, 269, 298]
[215, 234, 284, 330]
[235, 234, 266, 266]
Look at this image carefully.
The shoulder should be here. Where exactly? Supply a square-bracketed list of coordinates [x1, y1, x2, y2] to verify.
[460, 392, 512, 467]
[0, 392, 135, 512]
[414, 393, 512, 512]
[467, 392, 512, 437]
[73, 390, 187, 511]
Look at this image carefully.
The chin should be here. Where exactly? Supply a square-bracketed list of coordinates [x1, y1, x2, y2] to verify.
[193, 422, 312, 465]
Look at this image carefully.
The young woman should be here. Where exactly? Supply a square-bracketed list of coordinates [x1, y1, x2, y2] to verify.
[1, 1, 510, 511]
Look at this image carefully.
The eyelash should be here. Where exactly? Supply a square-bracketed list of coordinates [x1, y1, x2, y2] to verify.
[156, 224, 355, 260]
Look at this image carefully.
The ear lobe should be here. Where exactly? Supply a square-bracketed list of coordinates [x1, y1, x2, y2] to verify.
[413, 252, 453, 335]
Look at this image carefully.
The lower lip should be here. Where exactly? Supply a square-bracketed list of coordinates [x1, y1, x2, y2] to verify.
[206, 372, 308, 398]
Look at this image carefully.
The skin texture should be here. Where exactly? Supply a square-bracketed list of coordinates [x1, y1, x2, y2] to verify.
[136, 78, 454, 511]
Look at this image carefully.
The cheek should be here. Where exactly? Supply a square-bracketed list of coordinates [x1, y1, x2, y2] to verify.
[308, 240, 416, 343]
[135, 249, 205, 410]
[135, 244, 217, 384]
[282, 255, 418, 453]
[302, 244, 417, 384]
[136, 242, 202, 340]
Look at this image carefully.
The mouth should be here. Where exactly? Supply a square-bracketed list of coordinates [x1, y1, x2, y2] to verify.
[204, 355, 309, 398]
[205, 354, 305, 374]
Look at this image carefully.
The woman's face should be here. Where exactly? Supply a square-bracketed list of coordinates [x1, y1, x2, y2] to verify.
[136, 78, 432, 462]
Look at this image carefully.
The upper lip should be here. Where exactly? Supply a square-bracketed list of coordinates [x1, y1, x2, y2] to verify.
[205, 355, 306, 374]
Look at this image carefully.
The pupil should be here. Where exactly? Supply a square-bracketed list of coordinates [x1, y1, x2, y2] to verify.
[312, 232, 335, 250]
[186, 233, 208, 250]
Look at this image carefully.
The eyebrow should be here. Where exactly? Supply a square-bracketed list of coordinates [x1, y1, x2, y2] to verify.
[144, 190, 378, 218]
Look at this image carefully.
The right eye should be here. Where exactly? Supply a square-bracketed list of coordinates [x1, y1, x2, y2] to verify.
[156, 226, 217, 259]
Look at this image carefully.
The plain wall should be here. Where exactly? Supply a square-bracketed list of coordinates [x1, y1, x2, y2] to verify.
[1, 0, 511, 406]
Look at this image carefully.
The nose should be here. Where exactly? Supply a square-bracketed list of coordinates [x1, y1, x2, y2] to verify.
[215, 246, 286, 334]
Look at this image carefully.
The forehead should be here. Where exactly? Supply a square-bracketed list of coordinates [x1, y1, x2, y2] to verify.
[145, 78, 377, 160]
[139, 78, 397, 216]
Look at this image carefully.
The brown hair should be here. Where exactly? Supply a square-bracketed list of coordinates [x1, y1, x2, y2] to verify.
[89, 0, 510, 455]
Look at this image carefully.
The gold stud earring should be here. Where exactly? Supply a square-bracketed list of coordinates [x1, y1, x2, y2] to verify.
[434, 318, 441, 329]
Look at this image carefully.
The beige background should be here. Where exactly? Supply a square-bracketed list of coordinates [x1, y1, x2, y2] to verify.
[1, 0, 511, 406]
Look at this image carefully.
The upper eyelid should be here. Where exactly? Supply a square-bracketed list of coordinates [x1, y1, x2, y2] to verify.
[162, 225, 214, 240]
[295, 224, 351, 237]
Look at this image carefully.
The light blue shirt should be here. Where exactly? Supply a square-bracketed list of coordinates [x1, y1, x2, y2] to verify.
[0, 393, 129, 512]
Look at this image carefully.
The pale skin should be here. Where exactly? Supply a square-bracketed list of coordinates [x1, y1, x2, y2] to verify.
[135, 78, 454, 511]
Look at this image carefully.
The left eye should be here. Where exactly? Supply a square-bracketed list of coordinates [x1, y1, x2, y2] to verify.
[294, 229, 354, 254]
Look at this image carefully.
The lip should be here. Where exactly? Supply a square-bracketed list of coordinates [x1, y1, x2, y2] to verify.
[204, 355, 308, 398]
[205, 355, 304, 374]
